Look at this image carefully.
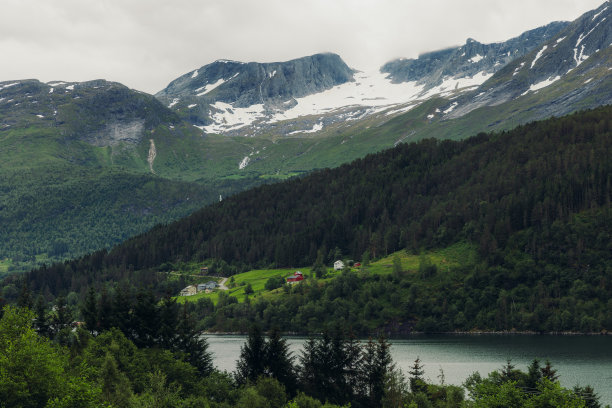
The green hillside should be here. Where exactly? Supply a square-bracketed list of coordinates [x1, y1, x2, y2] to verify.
[0, 82, 265, 273]
[9, 106, 612, 335]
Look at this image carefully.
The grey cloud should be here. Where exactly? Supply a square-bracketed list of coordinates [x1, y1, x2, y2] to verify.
[0, 0, 604, 93]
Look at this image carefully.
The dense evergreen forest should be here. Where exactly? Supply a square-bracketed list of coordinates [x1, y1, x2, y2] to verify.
[3, 105, 612, 334]
[0, 303, 604, 408]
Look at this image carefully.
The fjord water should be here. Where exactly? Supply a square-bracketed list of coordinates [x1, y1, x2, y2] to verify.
[207, 334, 612, 404]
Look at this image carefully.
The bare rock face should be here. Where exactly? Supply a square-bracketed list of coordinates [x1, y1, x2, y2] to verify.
[155, 53, 355, 125]
[444, 1, 612, 121]
[86, 119, 145, 147]
[380, 21, 569, 89]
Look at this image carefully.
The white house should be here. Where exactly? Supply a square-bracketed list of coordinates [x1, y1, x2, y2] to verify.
[334, 260, 345, 270]
[180, 285, 197, 296]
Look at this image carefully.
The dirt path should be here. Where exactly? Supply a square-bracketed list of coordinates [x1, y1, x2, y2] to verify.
[218, 277, 229, 290]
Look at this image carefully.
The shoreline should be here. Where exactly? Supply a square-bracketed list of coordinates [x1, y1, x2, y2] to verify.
[202, 330, 612, 337]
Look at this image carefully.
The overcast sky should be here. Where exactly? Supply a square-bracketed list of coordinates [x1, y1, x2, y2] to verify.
[0, 0, 605, 94]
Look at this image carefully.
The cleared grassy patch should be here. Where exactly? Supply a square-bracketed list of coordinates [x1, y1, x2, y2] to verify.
[176, 243, 476, 305]
[364, 241, 476, 275]
[176, 267, 312, 304]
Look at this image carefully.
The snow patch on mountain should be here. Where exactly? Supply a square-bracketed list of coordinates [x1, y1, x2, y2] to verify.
[0, 82, 19, 90]
[443, 102, 459, 114]
[196, 78, 226, 96]
[288, 122, 323, 135]
[469, 54, 484, 63]
[573, 45, 590, 66]
[238, 156, 250, 169]
[530, 45, 548, 69]
[529, 76, 561, 92]
[205, 102, 266, 134]
[200, 69, 494, 134]
[592, 6, 608, 21]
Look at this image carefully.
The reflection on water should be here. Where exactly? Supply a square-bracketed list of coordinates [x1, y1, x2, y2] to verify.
[206, 334, 612, 405]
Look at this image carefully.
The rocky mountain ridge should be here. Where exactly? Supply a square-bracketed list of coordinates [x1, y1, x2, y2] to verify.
[155, 3, 610, 139]
[0, 78, 179, 148]
[381, 21, 569, 88]
[441, 0, 612, 121]
[155, 53, 354, 128]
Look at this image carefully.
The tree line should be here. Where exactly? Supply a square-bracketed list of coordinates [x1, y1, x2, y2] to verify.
[0, 303, 605, 407]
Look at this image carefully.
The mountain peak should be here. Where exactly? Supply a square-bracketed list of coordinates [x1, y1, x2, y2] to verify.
[155, 53, 355, 128]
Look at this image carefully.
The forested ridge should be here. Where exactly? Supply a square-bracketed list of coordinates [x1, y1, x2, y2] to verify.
[4, 105, 612, 333]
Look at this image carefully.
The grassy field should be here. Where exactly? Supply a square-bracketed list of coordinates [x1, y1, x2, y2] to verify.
[176, 242, 476, 305]
[365, 241, 476, 275]
[176, 267, 312, 304]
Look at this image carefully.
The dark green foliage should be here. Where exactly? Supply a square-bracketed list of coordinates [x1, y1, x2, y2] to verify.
[409, 357, 426, 394]
[34, 295, 50, 338]
[0, 304, 604, 408]
[573, 385, 602, 408]
[541, 359, 559, 382]
[176, 303, 214, 376]
[265, 276, 286, 291]
[266, 328, 297, 394]
[296, 331, 394, 407]
[235, 325, 267, 384]
[81, 286, 98, 333]
[464, 359, 600, 407]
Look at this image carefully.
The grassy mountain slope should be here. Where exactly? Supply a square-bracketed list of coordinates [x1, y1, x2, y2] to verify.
[0, 80, 266, 273]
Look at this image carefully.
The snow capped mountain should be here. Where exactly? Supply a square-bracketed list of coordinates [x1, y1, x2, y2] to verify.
[381, 21, 568, 89]
[155, 2, 610, 140]
[155, 53, 354, 131]
[444, 0, 612, 120]
[156, 51, 502, 137]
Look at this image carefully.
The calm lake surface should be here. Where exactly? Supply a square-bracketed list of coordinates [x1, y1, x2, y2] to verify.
[206, 334, 612, 405]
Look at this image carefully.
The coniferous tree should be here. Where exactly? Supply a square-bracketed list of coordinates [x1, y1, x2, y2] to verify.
[235, 325, 267, 384]
[541, 359, 559, 382]
[81, 287, 98, 334]
[132, 288, 159, 348]
[297, 337, 319, 398]
[97, 287, 114, 332]
[158, 295, 178, 350]
[265, 328, 296, 394]
[409, 357, 426, 393]
[176, 303, 213, 376]
[360, 338, 378, 402]
[34, 295, 50, 338]
[372, 336, 393, 406]
[16, 282, 33, 309]
[112, 283, 133, 336]
[53, 295, 73, 331]
[573, 385, 601, 408]
[52, 295, 74, 345]
[526, 358, 542, 389]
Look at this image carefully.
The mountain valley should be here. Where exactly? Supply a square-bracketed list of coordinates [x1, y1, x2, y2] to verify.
[1, 1, 611, 273]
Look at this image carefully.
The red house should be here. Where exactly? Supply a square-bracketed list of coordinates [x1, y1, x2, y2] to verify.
[286, 271, 304, 283]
